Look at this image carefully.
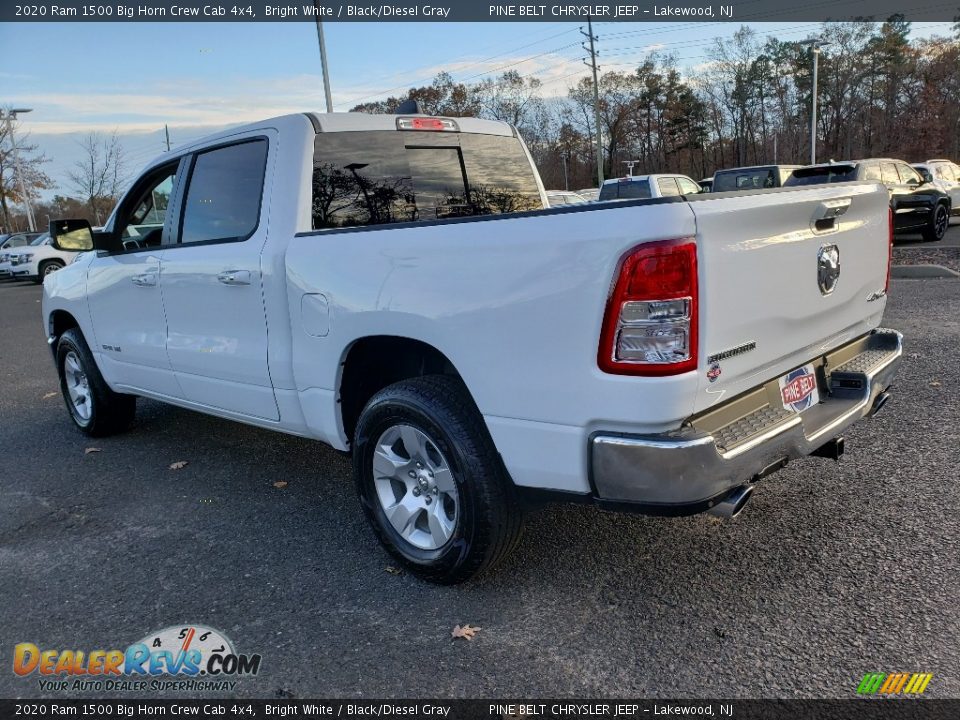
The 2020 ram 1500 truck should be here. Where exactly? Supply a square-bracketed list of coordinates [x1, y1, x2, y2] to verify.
[44, 112, 902, 583]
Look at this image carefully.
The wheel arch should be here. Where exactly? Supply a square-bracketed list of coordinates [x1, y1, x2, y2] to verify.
[338, 335, 471, 446]
[47, 309, 82, 357]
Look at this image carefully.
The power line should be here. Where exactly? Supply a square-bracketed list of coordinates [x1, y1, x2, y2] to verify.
[339, 27, 579, 109]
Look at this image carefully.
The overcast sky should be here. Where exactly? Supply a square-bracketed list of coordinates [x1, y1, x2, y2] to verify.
[2, 20, 955, 198]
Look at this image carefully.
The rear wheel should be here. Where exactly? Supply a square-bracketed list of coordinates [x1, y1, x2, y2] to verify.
[56, 328, 136, 436]
[353, 375, 523, 584]
[921, 203, 949, 242]
[36, 260, 65, 283]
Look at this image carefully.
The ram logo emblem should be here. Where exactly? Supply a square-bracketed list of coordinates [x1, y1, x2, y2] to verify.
[817, 244, 841, 295]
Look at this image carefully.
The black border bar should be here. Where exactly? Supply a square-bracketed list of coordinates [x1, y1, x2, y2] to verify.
[5, 1, 960, 23]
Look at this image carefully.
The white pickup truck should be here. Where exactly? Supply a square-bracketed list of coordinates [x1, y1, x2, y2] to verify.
[44, 112, 902, 583]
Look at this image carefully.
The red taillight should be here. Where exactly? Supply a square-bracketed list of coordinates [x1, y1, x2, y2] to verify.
[598, 239, 699, 376]
[885, 206, 893, 293]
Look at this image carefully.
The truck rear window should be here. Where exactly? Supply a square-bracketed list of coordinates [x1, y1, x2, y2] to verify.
[311, 131, 542, 229]
[784, 165, 859, 186]
[712, 169, 778, 193]
[598, 180, 651, 201]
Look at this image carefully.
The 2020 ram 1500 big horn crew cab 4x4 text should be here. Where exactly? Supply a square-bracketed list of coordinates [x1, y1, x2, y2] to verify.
[44, 112, 902, 583]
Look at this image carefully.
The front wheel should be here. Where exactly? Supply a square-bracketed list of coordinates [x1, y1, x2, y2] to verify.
[921, 203, 949, 242]
[56, 328, 136, 436]
[353, 375, 523, 584]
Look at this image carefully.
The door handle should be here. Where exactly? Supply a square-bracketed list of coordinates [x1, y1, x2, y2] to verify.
[217, 269, 252, 286]
[812, 197, 851, 221]
[130, 272, 157, 287]
[811, 197, 851, 233]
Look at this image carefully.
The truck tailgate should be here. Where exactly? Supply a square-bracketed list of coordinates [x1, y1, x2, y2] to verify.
[688, 183, 890, 414]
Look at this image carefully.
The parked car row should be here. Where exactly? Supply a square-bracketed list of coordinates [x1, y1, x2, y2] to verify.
[559, 155, 956, 243]
[0, 232, 81, 282]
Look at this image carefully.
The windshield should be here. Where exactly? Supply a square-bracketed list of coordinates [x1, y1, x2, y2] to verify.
[598, 180, 651, 201]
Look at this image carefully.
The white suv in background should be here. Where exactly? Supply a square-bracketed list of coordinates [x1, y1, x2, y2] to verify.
[598, 173, 702, 201]
[7, 233, 80, 283]
[913, 159, 960, 216]
[0, 232, 42, 278]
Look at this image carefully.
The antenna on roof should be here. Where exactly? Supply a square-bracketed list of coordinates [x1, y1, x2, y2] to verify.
[395, 99, 426, 115]
[621, 160, 640, 177]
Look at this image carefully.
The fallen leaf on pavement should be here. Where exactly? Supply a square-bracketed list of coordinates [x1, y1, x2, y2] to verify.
[273, 481, 288, 489]
[43, 392, 58, 399]
[385, 566, 403, 575]
[929, 380, 941, 387]
[169, 461, 189, 470]
[452, 624, 481, 641]
[84, 447, 101, 455]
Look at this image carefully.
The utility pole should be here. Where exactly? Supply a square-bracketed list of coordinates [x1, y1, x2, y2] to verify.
[164, 124, 171, 151]
[2, 108, 37, 232]
[313, 1, 334, 113]
[581, 16, 604, 187]
[803, 38, 831, 165]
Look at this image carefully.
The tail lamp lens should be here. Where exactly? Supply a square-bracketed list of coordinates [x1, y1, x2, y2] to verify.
[598, 239, 698, 376]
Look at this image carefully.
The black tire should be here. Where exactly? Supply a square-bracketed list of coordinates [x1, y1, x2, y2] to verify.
[921, 203, 949, 242]
[353, 375, 523, 584]
[56, 328, 136, 437]
[36, 260, 65, 284]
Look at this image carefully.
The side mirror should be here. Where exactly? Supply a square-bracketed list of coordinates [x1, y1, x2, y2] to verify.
[50, 219, 94, 251]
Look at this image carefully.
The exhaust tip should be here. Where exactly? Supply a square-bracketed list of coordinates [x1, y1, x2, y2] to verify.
[707, 485, 754, 519]
[869, 391, 892, 417]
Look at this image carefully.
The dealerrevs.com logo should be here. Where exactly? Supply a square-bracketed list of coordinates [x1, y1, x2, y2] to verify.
[13, 625, 262, 692]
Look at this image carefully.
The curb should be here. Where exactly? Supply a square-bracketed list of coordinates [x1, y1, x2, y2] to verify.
[891, 264, 960, 279]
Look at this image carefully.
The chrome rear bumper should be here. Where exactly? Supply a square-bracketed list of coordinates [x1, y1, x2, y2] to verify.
[590, 328, 903, 512]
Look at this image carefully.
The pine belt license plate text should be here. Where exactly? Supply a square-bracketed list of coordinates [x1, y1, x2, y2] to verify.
[778, 363, 820, 413]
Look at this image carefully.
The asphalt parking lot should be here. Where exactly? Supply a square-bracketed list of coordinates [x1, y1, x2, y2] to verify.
[1, 233, 958, 700]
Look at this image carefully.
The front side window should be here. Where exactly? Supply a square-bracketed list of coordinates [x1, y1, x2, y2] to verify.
[311, 131, 541, 230]
[181, 139, 268, 244]
[676, 177, 700, 195]
[117, 166, 178, 250]
[897, 163, 922, 184]
[657, 177, 681, 196]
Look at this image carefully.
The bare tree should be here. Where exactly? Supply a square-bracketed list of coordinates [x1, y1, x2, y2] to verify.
[0, 117, 54, 233]
[68, 131, 128, 225]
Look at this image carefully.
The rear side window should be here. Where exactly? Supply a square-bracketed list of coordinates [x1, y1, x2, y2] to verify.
[598, 180, 651, 201]
[181, 140, 268, 244]
[311, 131, 542, 229]
[880, 163, 899, 184]
[864, 165, 882, 181]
